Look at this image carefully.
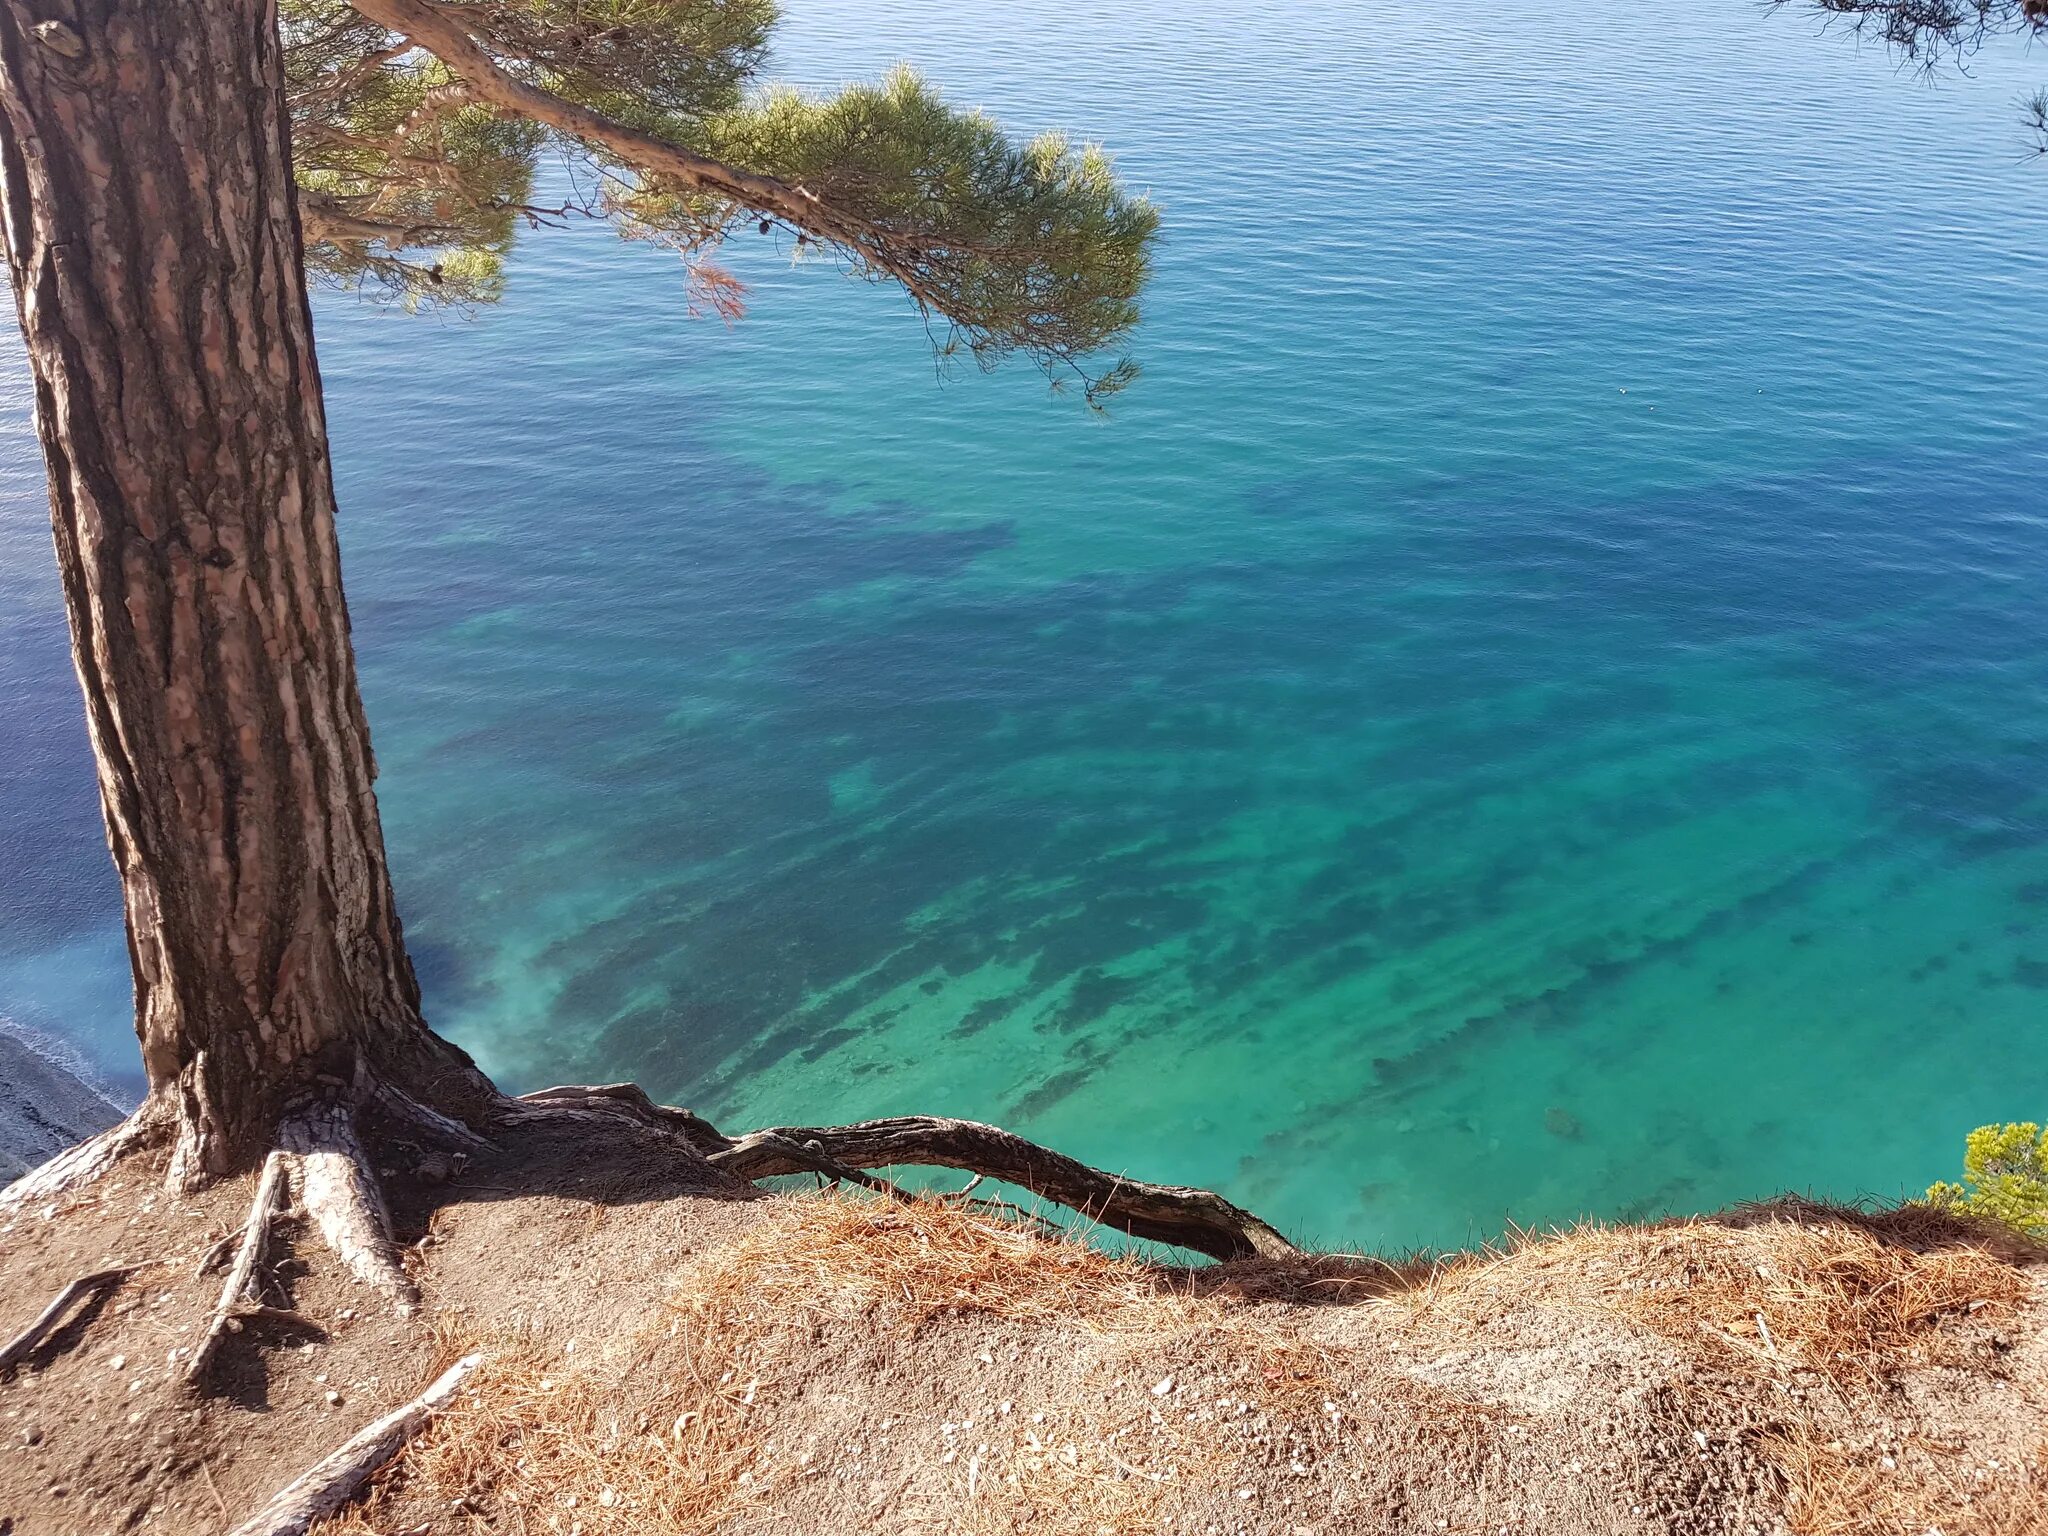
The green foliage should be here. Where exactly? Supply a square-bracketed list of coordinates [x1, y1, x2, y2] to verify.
[1926, 1121, 2048, 1237]
[278, 0, 1153, 396]
[627, 67, 1157, 400]
[285, 2, 542, 302]
[462, 0, 774, 133]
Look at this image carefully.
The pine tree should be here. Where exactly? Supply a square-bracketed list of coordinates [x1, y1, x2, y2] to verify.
[0, 0, 1297, 1295]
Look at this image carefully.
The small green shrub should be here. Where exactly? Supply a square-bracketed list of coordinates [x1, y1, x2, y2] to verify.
[1926, 1122, 2048, 1237]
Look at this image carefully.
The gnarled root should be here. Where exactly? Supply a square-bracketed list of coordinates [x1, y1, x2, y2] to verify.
[509, 1085, 1298, 1263]
[705, 1129, 918, 1202]
[279, 1101, 418, 1312]
[355, 1062, 492, 1153]
[501, 1080, 724, 1147]
[702, 1114, 1299, 1261]
[184, 1152, 289, 1386]
[0, 1262, 150, 1374]
[228, 1352, 482, 1536]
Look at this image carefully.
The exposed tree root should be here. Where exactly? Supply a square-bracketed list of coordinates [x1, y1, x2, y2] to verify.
[703, 1115, 1297, 1261]
[3, 1080, 446, 1330]
[279, 1101, 418, 1312]
[0, 1262, 149, 1374]
[9, 1073, 1291, 1318]
[185, 1151, 289, 1387]
[0, 1109, 161, 1212]
[226, 1352, 482, 1536]
[706, 1129, 919, 1202]
[508, 1086, 1297, 1260]
[356, 1064, 490, 1153]
[501, 1080, 724, 1145]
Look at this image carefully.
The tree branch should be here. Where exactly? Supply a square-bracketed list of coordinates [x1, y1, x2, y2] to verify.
[299, 191, 452, 247]
[342, 0, 948, 308]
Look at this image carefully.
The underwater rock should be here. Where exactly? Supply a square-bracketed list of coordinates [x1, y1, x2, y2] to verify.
[1543, 1106, 1584, 1143]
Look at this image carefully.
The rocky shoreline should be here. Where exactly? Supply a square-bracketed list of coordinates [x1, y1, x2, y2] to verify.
[0, 1028, 122, 1183]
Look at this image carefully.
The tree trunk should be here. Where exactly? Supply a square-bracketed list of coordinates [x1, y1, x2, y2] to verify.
[0, 0, 491, 1187]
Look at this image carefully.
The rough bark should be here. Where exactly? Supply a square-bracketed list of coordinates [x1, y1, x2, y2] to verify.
[0, 0, 493, 1186]
[0, 4, 1287, 1275]
[279, 1101, 418, 1307]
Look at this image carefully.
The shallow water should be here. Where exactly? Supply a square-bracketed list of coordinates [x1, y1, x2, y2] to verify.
[4, 0, 2048, 1249]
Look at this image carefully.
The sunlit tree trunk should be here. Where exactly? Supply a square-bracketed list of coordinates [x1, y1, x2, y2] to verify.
[0, 0, 489, 1188]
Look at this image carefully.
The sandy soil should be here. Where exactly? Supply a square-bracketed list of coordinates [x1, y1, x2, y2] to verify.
[1, 1123, 2041, 1536]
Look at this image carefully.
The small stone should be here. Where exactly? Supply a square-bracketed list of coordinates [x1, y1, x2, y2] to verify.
[1151, 1376, 1175, 1397]
[107, 1355, 126, 1371]
[324, 1390, 342, 1406]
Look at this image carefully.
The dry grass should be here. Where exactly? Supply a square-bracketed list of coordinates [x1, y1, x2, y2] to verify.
[1413, 1213, 2043, 1536]
[327, 1195, 1218, 1536]
[676, 1188, 1182, 1332]
[1763, 1424, 2048, 1536]
[1415, 1214, 2031, 1386]
[321, 1196, 2044, 1536]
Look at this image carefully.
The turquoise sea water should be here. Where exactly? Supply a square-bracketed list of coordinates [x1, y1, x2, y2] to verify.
[5, 0, 2048, 1250]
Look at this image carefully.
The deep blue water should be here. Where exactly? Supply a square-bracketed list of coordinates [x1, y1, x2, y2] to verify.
[4, 0, 2048, 1249]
